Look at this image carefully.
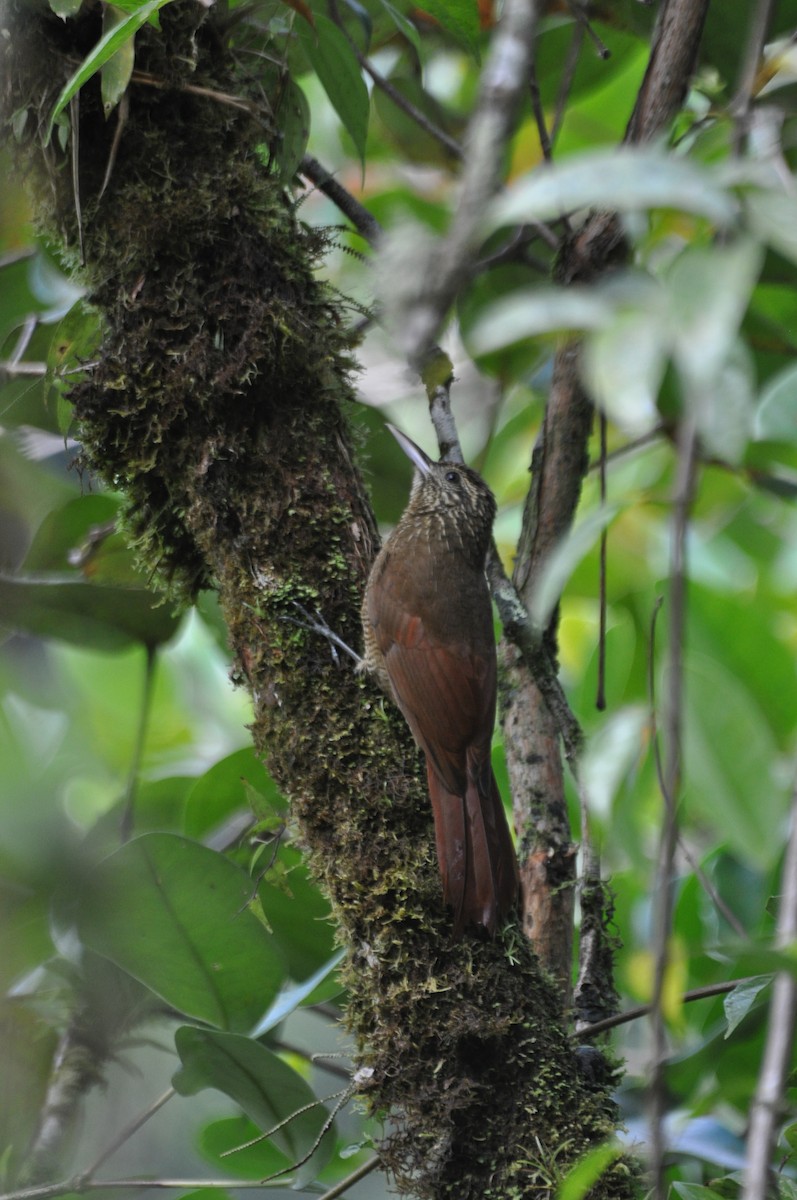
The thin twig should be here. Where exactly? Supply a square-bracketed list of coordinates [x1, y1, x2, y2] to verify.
[359, 57, 463, 162]
[743, 773, 797, 1200]
[79, 1090, 175, 1178]
[550, 22, 584, 147]
[566, 1, 610, 60]
[731, 0, 778, 152]
[648, 419, 698, 1200]
[648, 599, 748, 939]
[316, 1156, 380, 1200]
[596, 411, 607, 712]
[299, 156, 382, 246]
[577, 976, 765, 1041]
[70, 94, 84, 266]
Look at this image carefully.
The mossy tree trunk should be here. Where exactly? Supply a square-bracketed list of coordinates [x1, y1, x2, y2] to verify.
[2, 4, 633, 1196]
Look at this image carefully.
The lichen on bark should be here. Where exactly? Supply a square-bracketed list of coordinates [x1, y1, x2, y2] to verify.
[1, 3, 636, 1195]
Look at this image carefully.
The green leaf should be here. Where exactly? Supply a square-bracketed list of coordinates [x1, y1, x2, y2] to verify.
[258, 844, 337, 981]
[183, 747, 283, 840]
[75, 833, 286, 1032]
[746, 189, 797, 266]
[723, 976, 771, 1038]
[485, 149, 739, 232]
[0, 571, 181, 651]
[378, 0, 424, 63]
[672, 1185, 728, 1200]
[48, 0, 82, 15]
[199, 1115, 292, 1181]
[273, 78, 310, 183]
[45, 0, 175, 145]
[755, 361, 797, 444]
[557, 1143, 624, 1200]
[529, 503, 621, 629]
[173, 1027, 335, 1186]
[298, 15, 369, 166]
[683, 653, 790, 869]
[414, 0, 480, 58]
[251, 949, 346, 1037]
[101, 5, 136, 117]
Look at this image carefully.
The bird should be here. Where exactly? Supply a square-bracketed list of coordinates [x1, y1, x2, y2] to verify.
[361, 423, 519, 936]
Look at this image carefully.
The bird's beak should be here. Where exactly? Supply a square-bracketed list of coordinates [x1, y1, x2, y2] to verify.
[386, 423, 432, 476]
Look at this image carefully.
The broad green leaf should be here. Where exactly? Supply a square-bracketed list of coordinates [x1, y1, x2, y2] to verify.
[251, 949, 346, 1038]
[45, 0, 175, 145]
[746, 189, 797, 266]
[485, 150, 738, 232]
[557, 1143, 624, 1200]
[683, 653, 790, 869]
[101, 5, 136, 117]
[581, 706, 649, 820]
[199, 1115, 292, 1181]
[0, 572, 181, 651]
[298, 15, 369, 166]
[723, 976, 771, 1038]
[467, 286, 609, 356]
[668, 239, 762, 392]
[258, 844, 337, 981]
[183, 747, 283, 840]
[582, 305, 666, 437]
[755, 361, 797, 444]
[529, 504, 621, 629]
[414, 0, 480, 57]
[672, 1185, 728, 1200]
[48, 0, 82, 15]
[75, 833, 286, 1032]
[273, 78, 310, 183]
[173, 1027, 335, 1186]
[379, 0, 424, 63]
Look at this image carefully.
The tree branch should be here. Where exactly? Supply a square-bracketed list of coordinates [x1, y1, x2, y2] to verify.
[396, 0, 541, 366]
[743, 775, 797, 1200]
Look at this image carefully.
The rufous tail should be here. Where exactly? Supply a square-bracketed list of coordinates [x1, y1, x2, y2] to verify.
[427, 764, 520, 936]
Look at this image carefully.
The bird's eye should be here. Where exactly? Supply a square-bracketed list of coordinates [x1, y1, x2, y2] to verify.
[444, 470, 460, 485]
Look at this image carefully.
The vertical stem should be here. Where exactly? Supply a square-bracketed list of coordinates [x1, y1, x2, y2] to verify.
[596, 410, 608, 712]
[648, 419, 697, 1200]
[743, 776, 797, 1200]
[120, 643, 158, 841]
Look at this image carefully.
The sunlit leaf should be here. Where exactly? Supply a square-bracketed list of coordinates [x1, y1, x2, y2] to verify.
[529, 504, 621, 629]
[75, 834, 286, 1032]
[557, 1143, 625, 1200]
[755, 361, 797, 444]
[485, 150, 738, 231]
[173, 1027, 335, 1186]
[250, 949, 346, 1038]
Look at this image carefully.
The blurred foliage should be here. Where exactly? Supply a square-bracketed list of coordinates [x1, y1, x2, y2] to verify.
[3, 0, 797, 1196]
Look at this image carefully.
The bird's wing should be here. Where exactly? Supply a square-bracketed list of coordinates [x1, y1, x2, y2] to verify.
[369, 577, 495, 796]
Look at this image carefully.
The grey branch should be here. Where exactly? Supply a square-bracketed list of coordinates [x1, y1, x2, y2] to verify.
[743, 774, 797, 1200]
[397, 0, 541, 366]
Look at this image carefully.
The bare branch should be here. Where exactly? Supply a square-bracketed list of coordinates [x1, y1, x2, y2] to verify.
[299, 156, 382, 246]
[743, 774, 797, 1200]
[578, 976, 767, 1041]
[398, 0, 541, 366]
